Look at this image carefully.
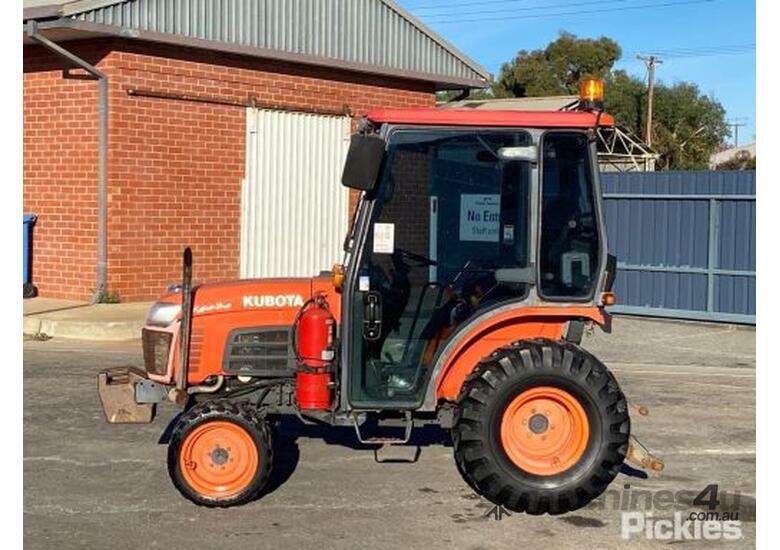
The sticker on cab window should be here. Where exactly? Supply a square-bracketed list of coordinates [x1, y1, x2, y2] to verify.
[460, 194, 500, 242]
[503, 224, 515, 244]
[373, 223, 395, 254]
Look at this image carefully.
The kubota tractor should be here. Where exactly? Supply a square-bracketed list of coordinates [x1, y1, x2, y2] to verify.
[98, 78, 662, 513]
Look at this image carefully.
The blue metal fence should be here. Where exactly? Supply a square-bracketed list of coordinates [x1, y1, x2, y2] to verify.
[601, 171, 755, 324]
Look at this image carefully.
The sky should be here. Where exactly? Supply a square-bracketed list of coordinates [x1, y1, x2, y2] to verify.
[398, 0, 756, 146]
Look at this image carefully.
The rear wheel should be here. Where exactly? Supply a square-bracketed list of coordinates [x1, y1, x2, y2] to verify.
[168, 401, 272, 507]
[452, 339, 629, 515]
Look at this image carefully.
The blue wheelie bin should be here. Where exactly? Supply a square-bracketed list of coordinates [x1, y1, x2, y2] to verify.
[23, 214, 38, 298]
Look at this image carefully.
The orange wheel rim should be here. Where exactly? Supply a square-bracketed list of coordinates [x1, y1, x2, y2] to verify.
[500, 386, 589, 476]
[179, 421, 258, 499]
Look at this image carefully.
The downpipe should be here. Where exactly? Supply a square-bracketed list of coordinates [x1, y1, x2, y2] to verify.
[26, 21, 108, 303]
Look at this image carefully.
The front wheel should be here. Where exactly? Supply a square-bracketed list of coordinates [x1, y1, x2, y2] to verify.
[452, 339, 629, 515]
[167, 401, 272, 507]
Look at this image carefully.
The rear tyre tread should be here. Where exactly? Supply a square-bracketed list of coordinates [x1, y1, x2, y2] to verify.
[453, 338, 629, 515]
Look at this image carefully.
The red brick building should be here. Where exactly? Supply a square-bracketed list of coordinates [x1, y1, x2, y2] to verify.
[23, 0, 488, 301]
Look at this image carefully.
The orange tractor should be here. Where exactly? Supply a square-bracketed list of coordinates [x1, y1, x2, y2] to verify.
[99, 79, 661, 513]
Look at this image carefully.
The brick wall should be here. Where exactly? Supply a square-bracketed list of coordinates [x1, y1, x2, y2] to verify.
[23, 42, 113, 301]
[24, 39, 435, 302]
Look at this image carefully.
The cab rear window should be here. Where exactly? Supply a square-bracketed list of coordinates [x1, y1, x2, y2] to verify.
[539, 132, 600, 299]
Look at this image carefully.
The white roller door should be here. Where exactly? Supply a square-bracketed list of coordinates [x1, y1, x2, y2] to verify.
[241, 108, 351, 278]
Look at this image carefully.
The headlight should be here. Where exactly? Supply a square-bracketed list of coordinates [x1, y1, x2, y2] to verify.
[145, 302, 181, 326]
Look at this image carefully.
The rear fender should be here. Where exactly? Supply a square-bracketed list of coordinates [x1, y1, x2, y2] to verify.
[424, 306, 605, 408]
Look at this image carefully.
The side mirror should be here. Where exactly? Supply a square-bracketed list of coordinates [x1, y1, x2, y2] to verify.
[497, 145, 538, 163]
[341, 134, 385, 193]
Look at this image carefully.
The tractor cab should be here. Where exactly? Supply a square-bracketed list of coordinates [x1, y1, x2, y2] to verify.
[97, 78, 663, 513]
[339, 108, 609, 411]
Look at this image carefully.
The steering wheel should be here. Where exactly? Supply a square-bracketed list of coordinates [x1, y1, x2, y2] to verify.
[394, 248, 438, 267]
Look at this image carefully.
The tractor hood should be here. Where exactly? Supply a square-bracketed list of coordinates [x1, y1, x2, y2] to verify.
[152, 276, 340, 323]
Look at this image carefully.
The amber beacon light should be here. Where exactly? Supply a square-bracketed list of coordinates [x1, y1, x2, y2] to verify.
[579, 77, 604, 110]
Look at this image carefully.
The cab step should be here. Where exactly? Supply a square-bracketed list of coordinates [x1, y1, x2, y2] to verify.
[352, 411, 413, 445]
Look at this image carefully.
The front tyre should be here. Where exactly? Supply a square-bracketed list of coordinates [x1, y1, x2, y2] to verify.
[167, 401, 272, 507]
[453, 339, 629, 515]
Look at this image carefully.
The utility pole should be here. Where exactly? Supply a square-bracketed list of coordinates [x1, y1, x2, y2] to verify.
[637, 55, 662, 147]
[727, 118, 747, 147]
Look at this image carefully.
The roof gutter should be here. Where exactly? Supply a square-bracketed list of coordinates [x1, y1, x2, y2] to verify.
[26, 20, 108, 303]
[22, 6, 63, 20]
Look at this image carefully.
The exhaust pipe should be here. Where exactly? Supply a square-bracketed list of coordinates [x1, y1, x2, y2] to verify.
[170, 248, 194, 405]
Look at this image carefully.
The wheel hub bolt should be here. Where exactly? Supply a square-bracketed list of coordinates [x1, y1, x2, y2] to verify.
[211, 446, 230, 466]
[528, 414, 549, 434]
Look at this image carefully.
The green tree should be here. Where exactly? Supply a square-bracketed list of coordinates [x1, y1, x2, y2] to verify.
[493, 32, 621, 97]
[603, 70, 646, 134]
[604, 71, 729, 169]
[652, 83, 729, 169]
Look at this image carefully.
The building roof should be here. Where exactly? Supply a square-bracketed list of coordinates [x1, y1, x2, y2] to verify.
[23, 0, 490, 90]
[709, 142, 756, 168]
[440, 95, 580, 111]
[367, 108, 614, 128]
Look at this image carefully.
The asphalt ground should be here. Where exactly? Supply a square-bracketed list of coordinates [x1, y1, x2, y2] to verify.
[23, 316, 755, 549]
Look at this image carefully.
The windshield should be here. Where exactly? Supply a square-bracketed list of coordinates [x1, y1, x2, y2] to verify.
[348, 128, 534, 408]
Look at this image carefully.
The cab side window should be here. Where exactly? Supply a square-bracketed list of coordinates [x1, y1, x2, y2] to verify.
[539, 133, 600, 299]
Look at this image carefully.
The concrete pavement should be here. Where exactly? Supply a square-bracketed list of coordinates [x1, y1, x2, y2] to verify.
[23, 317, 755, 549]
[23, 297, 150, 341]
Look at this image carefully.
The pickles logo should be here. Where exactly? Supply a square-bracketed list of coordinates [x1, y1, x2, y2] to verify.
[242, 294, 305, 308]
[610, 484, 745, 542]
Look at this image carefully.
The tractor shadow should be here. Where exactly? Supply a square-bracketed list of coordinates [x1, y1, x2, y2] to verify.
[256, 415, 453, 499]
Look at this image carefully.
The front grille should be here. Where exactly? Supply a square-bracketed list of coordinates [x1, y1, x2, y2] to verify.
[224, 328, 294, 377]
[142, 329, 172, 376]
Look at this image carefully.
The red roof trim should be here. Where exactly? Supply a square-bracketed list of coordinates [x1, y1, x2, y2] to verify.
[366, 108, 614, 128]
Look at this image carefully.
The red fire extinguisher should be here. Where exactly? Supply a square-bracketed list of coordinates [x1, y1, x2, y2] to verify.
[293, 293, 335, 410]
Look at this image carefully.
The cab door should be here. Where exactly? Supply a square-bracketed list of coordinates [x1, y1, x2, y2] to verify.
[346, 128, 534, 409]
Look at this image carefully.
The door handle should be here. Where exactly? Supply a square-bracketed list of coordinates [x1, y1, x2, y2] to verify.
[363, 291, 382, 341]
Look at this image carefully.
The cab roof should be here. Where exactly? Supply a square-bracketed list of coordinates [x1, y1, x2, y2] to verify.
[366, 108, 614, 128]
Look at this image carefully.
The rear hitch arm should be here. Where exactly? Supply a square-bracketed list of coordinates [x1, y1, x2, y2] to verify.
[625, 434, 665, 472]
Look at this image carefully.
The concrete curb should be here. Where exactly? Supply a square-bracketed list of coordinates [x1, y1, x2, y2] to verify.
[23, 315, 145, 341]
[23, 299, 151, 341]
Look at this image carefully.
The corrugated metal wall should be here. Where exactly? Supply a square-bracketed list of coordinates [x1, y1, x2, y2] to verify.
[601, 171, 756, 324]
[70, 0, 488, 84]
[241, 108, 351, 279]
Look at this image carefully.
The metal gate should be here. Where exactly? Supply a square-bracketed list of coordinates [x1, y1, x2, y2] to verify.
[241, 108, 351, 278]
[601, 171, 755, 324]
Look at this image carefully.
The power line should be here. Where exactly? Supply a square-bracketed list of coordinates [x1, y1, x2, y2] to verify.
[632, 44, 755, 58]
[416, 0, 716, 24]
[478, 43, 753, 67]
[406, 0, 535, 12]
[639, 44, 755, 54]
[639, 50, 754, 59]
[418, 0, 632, 19]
